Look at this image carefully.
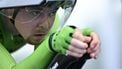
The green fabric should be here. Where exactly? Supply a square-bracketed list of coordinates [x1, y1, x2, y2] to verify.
[51, 26, 74, 54]
[81, 28, 93, 36]
[0, 43, 16, 69]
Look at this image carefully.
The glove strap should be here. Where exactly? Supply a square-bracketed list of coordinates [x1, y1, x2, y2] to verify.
[49, 33, 57, 53]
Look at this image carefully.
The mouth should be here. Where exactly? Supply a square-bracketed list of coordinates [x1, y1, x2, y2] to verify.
[34, 33, 45, 36]
[33, 33, 46, 39]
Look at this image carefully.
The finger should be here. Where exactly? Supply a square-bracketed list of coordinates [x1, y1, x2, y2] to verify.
[73, 29, 92, 43]
[90, 40, 100, 50]
[88, 43, 100, 53]
[89, 44, 100, 59]
[83, 36, 92, 43]
[66, 50, 84, 58]
[92, 43, 100, 53]
[68, 45, 87, 54]
[90, 48, 100, 59]
[72, 29, 84, 41]
[71, 38, 88, 49]
[90, 32, 100, 48]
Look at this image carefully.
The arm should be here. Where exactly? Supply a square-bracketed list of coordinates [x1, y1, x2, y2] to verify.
[13, 36, 56, 69]
[0, 36, 56, 69]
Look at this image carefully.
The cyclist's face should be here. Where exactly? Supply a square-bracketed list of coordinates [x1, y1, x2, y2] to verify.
[0, 1, 75, 44]
[14, 7, 56, 44]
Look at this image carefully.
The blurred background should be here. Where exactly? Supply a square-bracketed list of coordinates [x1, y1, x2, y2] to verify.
[12, 0, 121, 69]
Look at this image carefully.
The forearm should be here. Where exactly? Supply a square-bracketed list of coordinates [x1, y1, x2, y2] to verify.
[13, 37, 55, 69]
[0, 36, 56, 69]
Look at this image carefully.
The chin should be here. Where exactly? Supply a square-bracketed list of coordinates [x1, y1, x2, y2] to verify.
[28, 41, 39, 45]
[26, 37, 44, 45]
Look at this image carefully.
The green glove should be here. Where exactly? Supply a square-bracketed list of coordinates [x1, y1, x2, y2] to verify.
[81, 28, 93, 36]
[49, 26, 93, 55]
